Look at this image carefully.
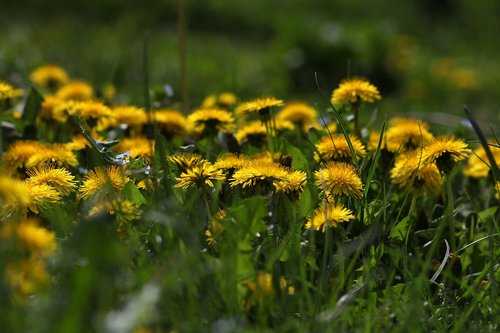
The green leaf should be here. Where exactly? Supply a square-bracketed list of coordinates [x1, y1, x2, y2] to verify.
[21, 86, 43, 139]
[122, 181, 147, 206]
[477, 206, 498, 222]
[390, 216, 411, 241]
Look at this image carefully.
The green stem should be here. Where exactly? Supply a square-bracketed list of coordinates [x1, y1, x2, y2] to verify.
[446, 176, 456, 252]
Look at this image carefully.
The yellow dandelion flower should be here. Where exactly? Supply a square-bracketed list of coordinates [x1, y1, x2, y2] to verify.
[98, 105, 148, 130]
[1, 218, 57, 256]
[0, 81, 23, 100]
[30, 64, 69, 87]
[39, 95, 66, 122]
[115, 136, 154, 159]
[230, 161, 290, 194]
[26, 143, 78, 169]
[246, 272, 273, 298]
[26, 164, 77, 196]
[385, 118, 434, 153]
[274, 118, 295, 133]
[277, 102, 318, 132]
[79, 166, 130, 200]
[315, 162, 363, 198]
[87, 198, 141, 223]
[315, 134, 367, 163]
[5, 258, 49, 298]
[202, 92, 237, 108]
[275, 169, 307, 194]
[306, 203, 354, 232]
[235, 121, 267, 145]
[422, 136, 471, 173]
[2, 140, 44, 170]
[463, 143, 500, 178]
[153, 109, 188, 137]
[175, 161, 225, 189]
[188, 108, 235, 135]
[59, 100, 111, 120]
[331, 77, 381, 105]
[56, 80, 93, 101]
[236, 97, 285, 118]
[0, 176, 31, 214]
[214, 153, 249, 171]
[25, 183, 61, 214]
[168, 153, 205, 174]
[390, 151, 442, 194]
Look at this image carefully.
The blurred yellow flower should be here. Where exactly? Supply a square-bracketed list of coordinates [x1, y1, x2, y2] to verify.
[153, 109, 188, 137]
[0, 81, 23, 100]
[236, 97, 284, 118]
[26, 143, 78, 169]
[463, 143, 500, 178]
[2, 140, 44, 170]
[277, 102, 319, 132]
[56, 80, 94, 101]
[115, 136, 154, 159]
[30, 64, 69, 87]
[384, 118, 434, 153]
[1, 218, 57, 256]
[188, 108, 235, 135]
[235, 121, 267, 145]
[25, 183, 61, 214]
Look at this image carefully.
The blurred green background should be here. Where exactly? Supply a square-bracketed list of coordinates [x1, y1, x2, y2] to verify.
[1, 0, 500, 125]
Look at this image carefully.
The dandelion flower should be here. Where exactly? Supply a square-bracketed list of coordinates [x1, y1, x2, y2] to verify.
[235, 121, 267, 145]
[236, 97, 285, 119]
[246, 272, 273, 297]
[214, 153, 249, 171]
[5, 258, 49, 298]
[87, 198, 141, 223]
[115, 137, 154, 159]
[202, 92, 237, 109]
[26, 183, 61, 214]
[0, 176, 31, 215]
[98, 105, 148, 130]
[174, 161, 225, 189]
[305, 203, 354, 232]
[26, 144, 78, 169]
[153, 109, 188, 137]
[2, 140, 44, 170]
[188, 108, 235, 135]
[168, 153, 205, 174]
[315, 134, 366, 163]
[390, 151, 442, 194]
[463, 143, 500, 178]
[79, 166, 130, 200]
[56, 80, 93, 101]
[0, 81, 23, 100]
[60, 100, 111, 120]
[30, 64, 69, 87]
[275, 169, 308, 194]
[422, 136, 471, 173]
[315, 162, 363, 198]
[331, 77, 381, 105]
[230, 161, 292, 194]
[26, 164, 77, 196]
[384, 118, 434, 153]
[277, 102, 319, 132]
[40, 95, 66, 122]
[1, 218, 57, 256]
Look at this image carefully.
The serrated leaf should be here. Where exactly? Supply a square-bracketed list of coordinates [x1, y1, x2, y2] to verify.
[390, 216, 411, 241]
[122, 181, 147, 206]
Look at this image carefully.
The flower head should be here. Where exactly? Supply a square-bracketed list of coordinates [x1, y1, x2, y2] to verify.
[115, 137, 154, 159]
[306, 202, 354, 232]
[202, 92, 237, 109]
[315, 134, 367, 163]
[87, 198, 142, 224]
[236, 97, 285, 119]
[26, 144, 78, 169]
[0, 81, 23, 100]
[235, 121, 267, 145]
[79, 166, 130, 200]
[315, 162, 363, 198]
[214, 153, 250, 171]
[384, 118, 434, 153]
[56, 80, 93, 101]
[463, 143, 500, 178]
[40, 95, 66, 122]
[188, 108, 235, 135]
[0, 176, 31, 217]
[153, 109, 188, 137]
[2, 140, 44, 170]
[390, 151, 442, 194]
[422, 136, 471, 173]
[331, 77, 381, 105]
[98, 105, 148, 130]
[174, 161, 225, 189]
[25, 183, 61, 214]
[277, 102, 319, 132]
[168, 153, 205, 174]
[60, 100, 111, 120]
[30, 64, 69, 87]
[1, 218, 57, 256]
[26, 164, 77, 196]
